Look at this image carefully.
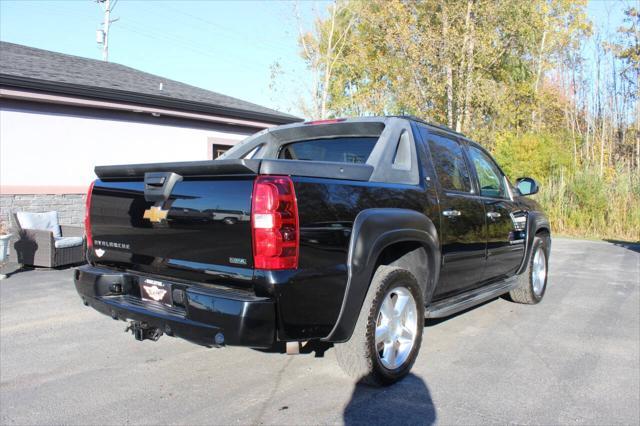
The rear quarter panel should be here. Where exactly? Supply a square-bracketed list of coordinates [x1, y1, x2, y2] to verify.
[267, 176, 430, 340]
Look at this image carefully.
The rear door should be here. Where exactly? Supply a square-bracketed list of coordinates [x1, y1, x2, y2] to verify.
[417, 127, 487, 300]
[465, 143, 524, 281]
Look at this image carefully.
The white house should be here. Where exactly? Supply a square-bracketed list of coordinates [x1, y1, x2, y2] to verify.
[0, 42, 300, 226]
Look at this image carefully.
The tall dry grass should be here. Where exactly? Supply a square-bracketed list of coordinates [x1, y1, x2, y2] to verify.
[538, 169, 640, 242]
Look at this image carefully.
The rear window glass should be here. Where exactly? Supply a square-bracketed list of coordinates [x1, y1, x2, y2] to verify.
[278, 137, 378, 164]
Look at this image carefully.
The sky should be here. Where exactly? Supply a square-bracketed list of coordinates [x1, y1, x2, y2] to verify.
[587, 0, 631, 40]
[0, 0, 631, 119]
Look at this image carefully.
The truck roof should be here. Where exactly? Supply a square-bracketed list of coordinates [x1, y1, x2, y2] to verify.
[271, 115, 466, 139]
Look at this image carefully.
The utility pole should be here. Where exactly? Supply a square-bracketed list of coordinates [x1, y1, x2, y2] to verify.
[96, 0, 118, 62]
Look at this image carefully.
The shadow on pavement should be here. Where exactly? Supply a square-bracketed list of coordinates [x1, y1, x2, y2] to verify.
[604, 239, 640, 253]
[0, 262, 31, 279]
[343, 373, 436, 425]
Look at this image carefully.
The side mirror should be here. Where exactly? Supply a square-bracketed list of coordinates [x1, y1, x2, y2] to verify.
[516, 177, 539, 196]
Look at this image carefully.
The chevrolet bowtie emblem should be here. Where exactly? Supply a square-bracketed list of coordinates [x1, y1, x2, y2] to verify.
[143, 206, 169, 223]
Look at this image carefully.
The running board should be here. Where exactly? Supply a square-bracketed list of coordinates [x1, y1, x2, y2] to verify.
[425, 276, 519, 318]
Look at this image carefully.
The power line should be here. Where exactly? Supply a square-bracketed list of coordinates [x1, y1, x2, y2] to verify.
[159, 3, 295, 53]
[115, 21, 270, 72]
[23, 1, 293, 68]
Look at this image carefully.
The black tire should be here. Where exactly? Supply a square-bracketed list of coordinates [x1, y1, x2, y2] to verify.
[509, 235, 549, 304]
[335, 265, 424, 386]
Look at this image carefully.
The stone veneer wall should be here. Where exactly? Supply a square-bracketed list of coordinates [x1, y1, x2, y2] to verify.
[0, 194, 86, 228]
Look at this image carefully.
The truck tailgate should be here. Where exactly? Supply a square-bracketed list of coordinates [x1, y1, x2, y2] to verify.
[88, 157, 372, 286]
[89, 176, 255, 285]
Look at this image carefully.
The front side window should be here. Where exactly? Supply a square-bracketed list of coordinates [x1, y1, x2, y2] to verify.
[467, 145, 507, 198]
[422, 131, 472, 192]
[278, 137, 378, 164]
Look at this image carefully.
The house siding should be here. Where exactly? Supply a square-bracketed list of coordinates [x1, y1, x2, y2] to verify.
[0, 99, 257, 229]
[0, 99, 253, 189]
[1, 193, 85, 227]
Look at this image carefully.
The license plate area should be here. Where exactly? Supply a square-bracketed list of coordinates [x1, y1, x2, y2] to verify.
[140, 278, 173, 306]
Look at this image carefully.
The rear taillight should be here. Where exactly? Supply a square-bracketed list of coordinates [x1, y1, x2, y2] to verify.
[251, 175, 299, 270]
[85, 181, 95, 249]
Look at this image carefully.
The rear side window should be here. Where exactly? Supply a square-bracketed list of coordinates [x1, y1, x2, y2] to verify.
[278, 137, 378, 164]
[423, 132, 471, 192]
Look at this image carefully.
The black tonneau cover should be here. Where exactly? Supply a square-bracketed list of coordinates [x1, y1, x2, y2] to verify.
[95, 159, 374, 182]
[95, 159, 261, 180]
[260, 160, 373, 181]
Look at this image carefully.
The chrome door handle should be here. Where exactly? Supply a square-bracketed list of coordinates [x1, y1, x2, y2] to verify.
[443, 209, 462, 217]
[487, 212, 501, 219]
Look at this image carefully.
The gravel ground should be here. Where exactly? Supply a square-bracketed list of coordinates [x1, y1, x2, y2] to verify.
[1, 238, 638, 425]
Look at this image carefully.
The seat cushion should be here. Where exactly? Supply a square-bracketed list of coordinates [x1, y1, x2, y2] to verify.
[16, 211, 62, 238]
[54, 236, 84, 249]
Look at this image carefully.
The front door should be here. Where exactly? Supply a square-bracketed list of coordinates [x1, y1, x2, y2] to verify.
[466, 144, 524, 281]
[417, 128, 487, 300]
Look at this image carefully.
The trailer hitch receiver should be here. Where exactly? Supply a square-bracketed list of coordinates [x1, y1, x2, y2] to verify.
[125, 321, 163, 342]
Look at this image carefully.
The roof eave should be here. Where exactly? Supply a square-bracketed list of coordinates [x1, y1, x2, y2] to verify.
[0, 74, 302, 125]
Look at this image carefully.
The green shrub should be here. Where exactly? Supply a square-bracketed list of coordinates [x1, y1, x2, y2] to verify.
[489, 132, 639, 242]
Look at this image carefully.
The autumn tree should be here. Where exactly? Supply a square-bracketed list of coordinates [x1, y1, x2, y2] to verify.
[291, 0, 639, 240]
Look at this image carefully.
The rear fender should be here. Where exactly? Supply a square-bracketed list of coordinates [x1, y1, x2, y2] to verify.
[322, 208, 440, 343]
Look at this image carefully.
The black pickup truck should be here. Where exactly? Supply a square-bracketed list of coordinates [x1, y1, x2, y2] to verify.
[75, 116, 550, 386]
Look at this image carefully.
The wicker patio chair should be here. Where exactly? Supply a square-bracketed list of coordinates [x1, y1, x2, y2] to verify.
[11, 212, 86, 268]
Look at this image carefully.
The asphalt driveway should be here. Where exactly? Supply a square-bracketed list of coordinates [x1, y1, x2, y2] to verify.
[1, 238, 638, 425]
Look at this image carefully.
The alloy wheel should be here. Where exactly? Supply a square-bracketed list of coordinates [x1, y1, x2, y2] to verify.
[532, 246, 547, 296]
[374, 287, 418, 370]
